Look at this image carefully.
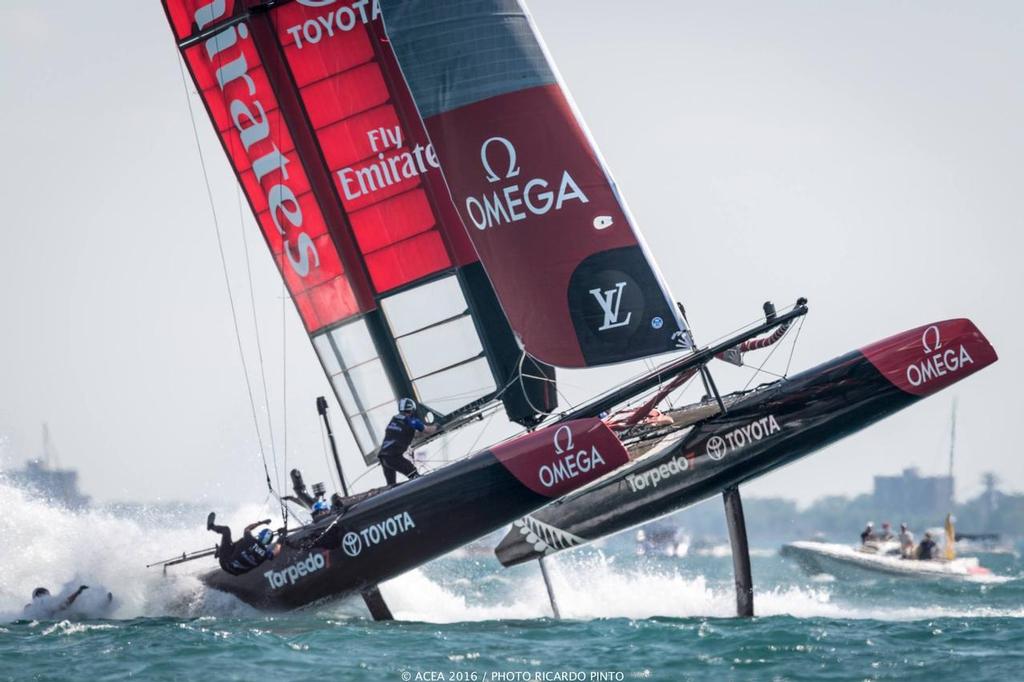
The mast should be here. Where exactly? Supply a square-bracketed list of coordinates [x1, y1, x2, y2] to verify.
[948, 397, 958, 507]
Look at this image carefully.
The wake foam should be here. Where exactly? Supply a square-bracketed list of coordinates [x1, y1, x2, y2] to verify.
[0, 478, 268, 621]
[1, 476, 1019, 623]
[370, 554, 838, 622]
[370, 552, 1023, 623]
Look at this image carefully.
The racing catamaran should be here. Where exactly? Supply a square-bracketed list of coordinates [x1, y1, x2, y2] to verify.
[372, 1, 998, 617]
[491, 319, 997, 608]
[155, 0, 718, 615]
[157, 1, 997, 620]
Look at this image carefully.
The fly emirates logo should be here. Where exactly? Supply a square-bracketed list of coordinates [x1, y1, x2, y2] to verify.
[336, 125, 441, 201]
[191, 1, 320, 281]
[465, 137, 589, 231]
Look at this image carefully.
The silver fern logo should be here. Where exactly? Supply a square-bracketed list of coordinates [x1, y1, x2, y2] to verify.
[512, 516, 585, 555]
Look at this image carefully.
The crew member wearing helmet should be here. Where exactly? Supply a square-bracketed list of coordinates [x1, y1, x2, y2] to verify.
[311, 495, 331, 520]
[378, 398, 437, 486]
[23, 585, 87, 618]
[206, 512, 280, 576]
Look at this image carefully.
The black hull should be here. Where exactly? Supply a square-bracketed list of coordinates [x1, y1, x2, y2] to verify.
[201, 418, 627, 610]
[496, 318, 997, 566]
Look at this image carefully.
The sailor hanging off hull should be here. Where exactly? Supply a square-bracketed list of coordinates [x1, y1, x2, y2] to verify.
[206, 513, 280, 576]
[378, 398, 437, 486]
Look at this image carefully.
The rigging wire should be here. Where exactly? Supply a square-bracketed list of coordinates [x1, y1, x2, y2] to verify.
[235, 184, 283, 496]
[281, 280, 289, 502]
[742, 324, 796, 391]
[783, 316, 806, 378]
[348, 462, 382, 489]
[515, 351, 573, 419]
[175, 53, 276, 498]
[269, 0, 289, 528]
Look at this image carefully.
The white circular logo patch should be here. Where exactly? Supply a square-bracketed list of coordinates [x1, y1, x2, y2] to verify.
[342, 532, 362, 557]
[706, 436, 727, 461]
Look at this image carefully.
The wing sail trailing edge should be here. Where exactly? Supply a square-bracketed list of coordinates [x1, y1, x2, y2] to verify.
[161, 0, 556, 462]
[378, 0, 692, 368]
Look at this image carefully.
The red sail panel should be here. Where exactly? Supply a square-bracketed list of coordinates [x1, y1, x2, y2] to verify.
[172, 12, 359, 332]
[165, 0, 238, 40]
[264, 1, 459, 294]
[162, 2, 558, 459]
[379, 1, 692, 368]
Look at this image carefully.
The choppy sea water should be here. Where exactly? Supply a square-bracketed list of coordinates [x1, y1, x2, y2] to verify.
[1, 481, 1021, 681]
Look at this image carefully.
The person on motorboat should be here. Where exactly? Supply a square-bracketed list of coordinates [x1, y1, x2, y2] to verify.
[916, 531, 937, 560]
[899, 522, 915, 558]
[880, 522, 894, 541]
[860, 522, 877, 545]
[378, 398, 437, 486]
[206, 513, 280, 575]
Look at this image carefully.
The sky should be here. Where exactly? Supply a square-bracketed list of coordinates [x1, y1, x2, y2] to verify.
[0, 1, 1021, 507]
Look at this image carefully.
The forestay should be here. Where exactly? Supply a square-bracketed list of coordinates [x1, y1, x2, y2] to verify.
[161, 0, 556, 463]
[378, 0, 692, 368]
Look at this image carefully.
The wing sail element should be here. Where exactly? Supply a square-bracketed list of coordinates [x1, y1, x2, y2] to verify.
[378, 0, 692, 368]
[161, 0, 556, 463]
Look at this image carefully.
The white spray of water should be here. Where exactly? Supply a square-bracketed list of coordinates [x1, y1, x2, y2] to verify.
[369, 554, 838, 622]
[0, 478, 267, 621]
[372, 553, 1024, 623]
[1, 478, 1019, 623]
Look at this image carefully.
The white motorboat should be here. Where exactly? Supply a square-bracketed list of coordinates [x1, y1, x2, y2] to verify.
[780, 541, 1007, 583]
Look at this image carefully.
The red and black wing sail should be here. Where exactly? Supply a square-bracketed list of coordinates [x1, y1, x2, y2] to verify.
[378, 0, 692, 368]
[161, 0, 555, 462]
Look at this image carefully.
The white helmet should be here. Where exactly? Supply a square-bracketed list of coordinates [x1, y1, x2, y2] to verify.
[398, 398, 417, 413]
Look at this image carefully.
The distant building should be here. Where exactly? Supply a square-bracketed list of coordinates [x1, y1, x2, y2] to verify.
[6, 459, 91, 509]
[4, 425, 90, 509]
[873, 467, 952, 519]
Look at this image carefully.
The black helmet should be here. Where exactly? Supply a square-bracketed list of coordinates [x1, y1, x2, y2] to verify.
[32, 587, 50, 599]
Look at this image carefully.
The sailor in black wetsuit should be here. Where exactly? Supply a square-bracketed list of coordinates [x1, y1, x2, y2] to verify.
[206, 513, 279, 575]
[378, 398, 436, 486]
